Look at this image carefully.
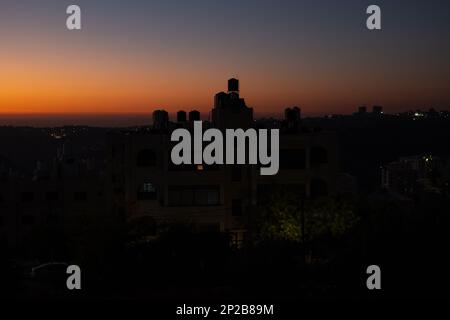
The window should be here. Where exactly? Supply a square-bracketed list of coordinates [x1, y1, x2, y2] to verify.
[137, 182, 157, 200]
[168, 186, 220, 206]
[21, 192, 34, 202]
[137, 149, 156, 167]
[143, 183, 154, 193]
[232, 199, 243, 216]
[74, 192, 87, 201]
[280, 149, 306, 170]
[311, 147, 328, 166]
[196, 187, 220, 205]
[230, 231, 245, 248]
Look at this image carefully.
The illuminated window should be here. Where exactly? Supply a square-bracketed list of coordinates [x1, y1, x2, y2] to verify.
[143, 182, 155, 193]
[137, 181, 157, 200]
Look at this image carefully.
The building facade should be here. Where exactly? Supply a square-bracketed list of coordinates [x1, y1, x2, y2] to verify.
[107, 79, 339, 244]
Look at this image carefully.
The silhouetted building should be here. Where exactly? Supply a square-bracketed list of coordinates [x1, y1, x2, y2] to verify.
[228, 78, 239, 93]
[284, 107, 301, 132]
[212, 79, 253, 129]
[381, 155, 450, 198]
[189, 110, 200, 122]
[153, 110, 169, 131]
[358, 106, 367, 114]
[177, 110, 187, 123]
[0, 144, 107, 250]
[373, 105, 383, 115]
[107, 79, 339, 246]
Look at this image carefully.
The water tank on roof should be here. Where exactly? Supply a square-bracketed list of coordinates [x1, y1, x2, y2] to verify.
[228, 78, 239, 93]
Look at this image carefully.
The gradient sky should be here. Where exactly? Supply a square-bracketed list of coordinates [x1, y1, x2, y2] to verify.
[1, 0, 450, 123]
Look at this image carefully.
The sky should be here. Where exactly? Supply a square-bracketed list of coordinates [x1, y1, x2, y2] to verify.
[1, 0, 450, 125]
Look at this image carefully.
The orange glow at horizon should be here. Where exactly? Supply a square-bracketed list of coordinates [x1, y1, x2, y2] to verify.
[2, 1, 450, 120]
[2, 35, 450, 117]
